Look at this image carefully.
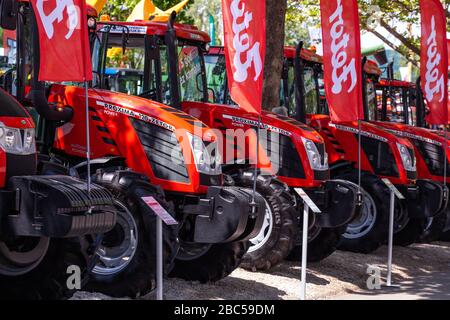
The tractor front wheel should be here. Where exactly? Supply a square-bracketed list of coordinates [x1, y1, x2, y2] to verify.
[230, 170, 298, 271]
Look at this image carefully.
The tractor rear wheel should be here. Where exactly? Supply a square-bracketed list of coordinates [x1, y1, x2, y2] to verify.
[336, 172, 389, 253]
[0, 237, 88, 300]
[286, 223, 346, 262]
[86, 170, 178, 298]
[229, 170, 298, 271]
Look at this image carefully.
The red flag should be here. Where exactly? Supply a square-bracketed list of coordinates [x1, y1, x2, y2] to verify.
[419, 0, 448, 125]
[30, 0, 92, 82]
[222, 0, 265, 114]
[319, 0, 363, 122]
[447, 39, 450, 70]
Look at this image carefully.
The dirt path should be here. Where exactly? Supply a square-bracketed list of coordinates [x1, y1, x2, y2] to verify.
[72, 242, 450, 300]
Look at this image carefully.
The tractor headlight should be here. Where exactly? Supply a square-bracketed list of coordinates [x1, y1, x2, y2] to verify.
[396, 143, 416, 172]
[188, 133, 222, 175]
[0, 123, 35, 155]
[301, 137, 328, 171]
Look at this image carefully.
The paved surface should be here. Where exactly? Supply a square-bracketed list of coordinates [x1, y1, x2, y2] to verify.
[334, 270, 450, 300]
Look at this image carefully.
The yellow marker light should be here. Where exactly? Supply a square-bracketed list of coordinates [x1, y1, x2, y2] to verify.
[100, 14, 110, 22]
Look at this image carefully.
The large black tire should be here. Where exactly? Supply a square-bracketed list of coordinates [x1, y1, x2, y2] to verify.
[0, 237, 88, 300]
[439, 208, 450, 241]
[419, 208, 449, 243]
[169, 241, 249, 282]
[85, 170, 178, 298]
[287, 225, 346, 262]
[335, 172, 390, 253]
[229, 170, 298, 271]
[441, 231, 450, 241]
[393, 217, 426, 247]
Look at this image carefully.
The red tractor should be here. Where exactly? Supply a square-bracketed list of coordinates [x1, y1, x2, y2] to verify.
[284, 44, 447, 250]
[5, 4, 268, 298]
[172, 35, 365, 268]
[83, 14, 363, 271]
[207, 44, 446, 253]
[362, 61, 450, 242]
[0, 0, 118, 299]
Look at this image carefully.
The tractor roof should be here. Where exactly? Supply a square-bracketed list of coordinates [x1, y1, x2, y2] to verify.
[377, 79, 416, 88]
[363, 59, 382, 76]
[207, 46, 324, 64]
[283, 46, 323, 64]
[98, 20, 210, 43]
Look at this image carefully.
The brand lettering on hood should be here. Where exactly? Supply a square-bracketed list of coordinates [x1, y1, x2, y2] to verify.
[329, 0, 357, 95]
[223, 114, 292, 136]
[424, 16, 445, 103]
[230, 0, 263, 82]
[330, 123, 388, 142]
[97, 101, 175, 132]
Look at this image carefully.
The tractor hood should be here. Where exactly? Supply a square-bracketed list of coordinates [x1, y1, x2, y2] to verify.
[183, 101, 329, 186]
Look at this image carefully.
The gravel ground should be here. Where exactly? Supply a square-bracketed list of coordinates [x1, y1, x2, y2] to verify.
[72, 241, 450, 300]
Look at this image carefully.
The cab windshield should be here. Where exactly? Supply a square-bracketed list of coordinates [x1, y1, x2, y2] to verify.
[280, 60, 323, 117]
[204, 53, 233, 105]
[91, 26, 206, 106]
[376, 85, 416, 125]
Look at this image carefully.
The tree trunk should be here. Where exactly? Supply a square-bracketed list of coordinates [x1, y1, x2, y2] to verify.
[262, 0, 287, 111]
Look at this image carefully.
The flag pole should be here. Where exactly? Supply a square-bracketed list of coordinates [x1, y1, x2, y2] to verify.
[444, 126, 448, 184]
[251, 115, 261, 211]
[85, 80, 91, 196]
[358, 119, 361, 188]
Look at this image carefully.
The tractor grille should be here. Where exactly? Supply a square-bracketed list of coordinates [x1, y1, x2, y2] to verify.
[412, 139, 449, 177]
[266, 132, 305, 179]
[359, 135, 399, 178]
[130, 118, 190, 183]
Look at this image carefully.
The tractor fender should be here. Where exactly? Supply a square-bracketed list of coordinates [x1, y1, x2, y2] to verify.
[302, 179, 361, 228]
[402, 180, 448, 218]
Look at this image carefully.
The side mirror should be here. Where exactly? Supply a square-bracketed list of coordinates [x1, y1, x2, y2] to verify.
[0, 0, 18, 30]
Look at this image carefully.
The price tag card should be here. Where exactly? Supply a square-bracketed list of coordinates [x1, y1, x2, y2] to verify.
[294, 188, 321, 213]
[382, 178, 406, 200]
[142, 196, 178, 225]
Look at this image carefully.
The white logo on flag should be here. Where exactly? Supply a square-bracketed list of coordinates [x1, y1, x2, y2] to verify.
[230, 0, 263, 83]
[424, 16, 445, 103]
[36, 0, 79, 40]
[329, 0, 357, 94]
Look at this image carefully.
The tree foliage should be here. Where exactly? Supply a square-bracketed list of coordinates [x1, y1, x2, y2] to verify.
[100, 0, 195, 23]
[286, 0, 450, 64]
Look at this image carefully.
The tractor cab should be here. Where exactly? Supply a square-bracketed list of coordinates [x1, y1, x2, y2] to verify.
[43, 10, 267, 289]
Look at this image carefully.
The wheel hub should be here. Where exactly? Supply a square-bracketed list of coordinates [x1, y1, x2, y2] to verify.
[0, 236, 49, 276]
[343, 190, 377, 239]
[92, 200, 138, 276]
[248, 199, 274, 253]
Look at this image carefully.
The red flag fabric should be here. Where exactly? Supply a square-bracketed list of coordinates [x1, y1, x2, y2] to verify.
[319, 0, 363, 122]
[419, 0, 448, 125]
[222, 0, 265, 114]
[447, 39, 450, 71]
[30, 0, 92, 82]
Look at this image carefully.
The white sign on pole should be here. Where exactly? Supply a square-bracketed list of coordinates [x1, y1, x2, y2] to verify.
[381, 178, 405, 200]
[381, 178, 403, 288]
[142, 196, 179, 225]
[294, 188, 321, 300]
[294, 188, 321, 213]
[142, 196, 178, 300]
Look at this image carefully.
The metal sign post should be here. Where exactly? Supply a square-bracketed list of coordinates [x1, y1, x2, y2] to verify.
[294, 188, 321, 300]
[142, 196, 178, 300]
[381, 178, 405, 287]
